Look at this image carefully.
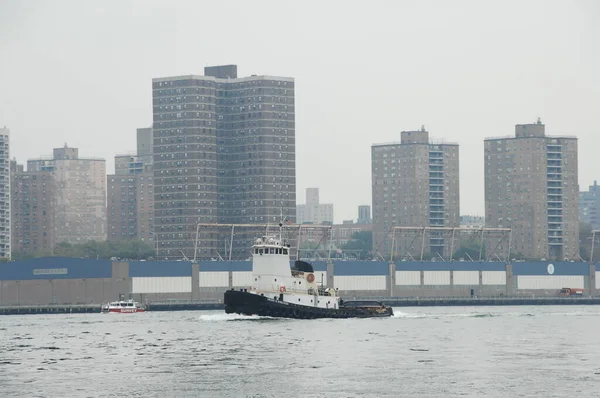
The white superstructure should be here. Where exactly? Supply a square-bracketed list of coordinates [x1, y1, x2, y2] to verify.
[248, 234, 341, 310]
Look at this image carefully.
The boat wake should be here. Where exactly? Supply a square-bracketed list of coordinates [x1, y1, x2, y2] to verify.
[197, 313, 276, 322]
[392, 311, 428, 319]
[392, 311, 495, 319]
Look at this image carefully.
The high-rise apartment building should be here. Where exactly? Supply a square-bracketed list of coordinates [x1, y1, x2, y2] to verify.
[0, 127, 10, 258]
[152, 65, 296, 259]
[371, 127, 460, 258]
[107, 133, 154, 244]
[484, 119, 578, 260]
[357, 205, 371, 224]
[28, 146, 107, 244]
[10, 161, 56, 255]
[579, 181, 600, 230]
[137, 127, 153, 157]
[296, 188, 334, 224]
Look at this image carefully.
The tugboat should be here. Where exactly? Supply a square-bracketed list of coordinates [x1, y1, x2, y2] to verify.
[223, 221, 393, 319]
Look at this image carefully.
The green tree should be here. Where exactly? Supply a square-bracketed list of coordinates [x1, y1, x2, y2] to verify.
[341, 231, 373, 259]
[50, 240, 155, 260]
[453, 237, 486, 261]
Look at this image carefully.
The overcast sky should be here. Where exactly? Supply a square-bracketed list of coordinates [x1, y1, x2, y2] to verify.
[1, 0, 599, 223]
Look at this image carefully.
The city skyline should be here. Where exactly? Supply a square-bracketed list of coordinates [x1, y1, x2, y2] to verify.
[1, 1, 599, 223]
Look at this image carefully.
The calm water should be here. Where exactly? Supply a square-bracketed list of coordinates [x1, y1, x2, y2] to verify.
[1, 306, 600, 397]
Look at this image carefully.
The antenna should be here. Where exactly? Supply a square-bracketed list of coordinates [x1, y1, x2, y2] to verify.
[278, 200, 284, 241]
[180, 250, 190, 262]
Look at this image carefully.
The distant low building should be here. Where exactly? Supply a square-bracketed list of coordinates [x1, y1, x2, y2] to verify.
[460, 215, 485, 229]
[357, 205, 371, 224]
[296, 188, 334, 225]
[298, 221, 372, 250]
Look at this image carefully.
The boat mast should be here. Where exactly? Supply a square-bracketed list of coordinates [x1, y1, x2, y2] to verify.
[278, 202, 284, 242]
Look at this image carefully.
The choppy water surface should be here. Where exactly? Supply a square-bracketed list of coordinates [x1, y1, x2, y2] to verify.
[1, 306, 600, 397]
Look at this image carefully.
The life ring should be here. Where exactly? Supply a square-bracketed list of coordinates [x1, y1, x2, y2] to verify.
[279, 286, 286, 293]
[306, 274, 315, 283]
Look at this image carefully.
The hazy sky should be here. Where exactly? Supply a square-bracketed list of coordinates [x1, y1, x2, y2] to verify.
[1, 0, 599, 223]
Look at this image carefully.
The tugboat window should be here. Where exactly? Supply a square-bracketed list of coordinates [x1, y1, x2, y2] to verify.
[283, 249, 288, 254]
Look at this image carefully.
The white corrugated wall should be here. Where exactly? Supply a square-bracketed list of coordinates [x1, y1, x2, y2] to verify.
[517, 275, 584, 290]
[453, 271, 479, 285]
[334, 275, 386, 291]
[199, 272, 229, 287]
[232, 272, 253, 287]
[131, 277, 192, 293]
[395, 271, 421, 286]
[423, 271, 450, 285]
[482, 271, 506, 285]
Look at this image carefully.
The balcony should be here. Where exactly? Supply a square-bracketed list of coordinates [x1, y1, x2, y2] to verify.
[547, 195, 563, 203]
[547, 224, 563, 232]
[547, 145, 562, 153]
[547, 180, 562, 188]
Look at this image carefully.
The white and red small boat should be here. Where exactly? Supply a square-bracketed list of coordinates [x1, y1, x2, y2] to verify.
[101, 299, 146, 313]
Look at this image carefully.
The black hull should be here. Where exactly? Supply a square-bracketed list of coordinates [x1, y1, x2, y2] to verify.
[224, 290, 394, 319]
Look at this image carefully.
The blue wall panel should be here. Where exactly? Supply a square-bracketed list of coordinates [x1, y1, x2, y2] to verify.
[396, 261, 506, 271]
[200, 261, 252, 272]
[511, 261, 589, 276]
[333, 261, 389, 276]
[129, 261, 192, 277]
[0, 257, 112, 280]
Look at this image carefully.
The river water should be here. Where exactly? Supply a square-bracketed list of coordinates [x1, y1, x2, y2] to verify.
[1, 306, 599, 397]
